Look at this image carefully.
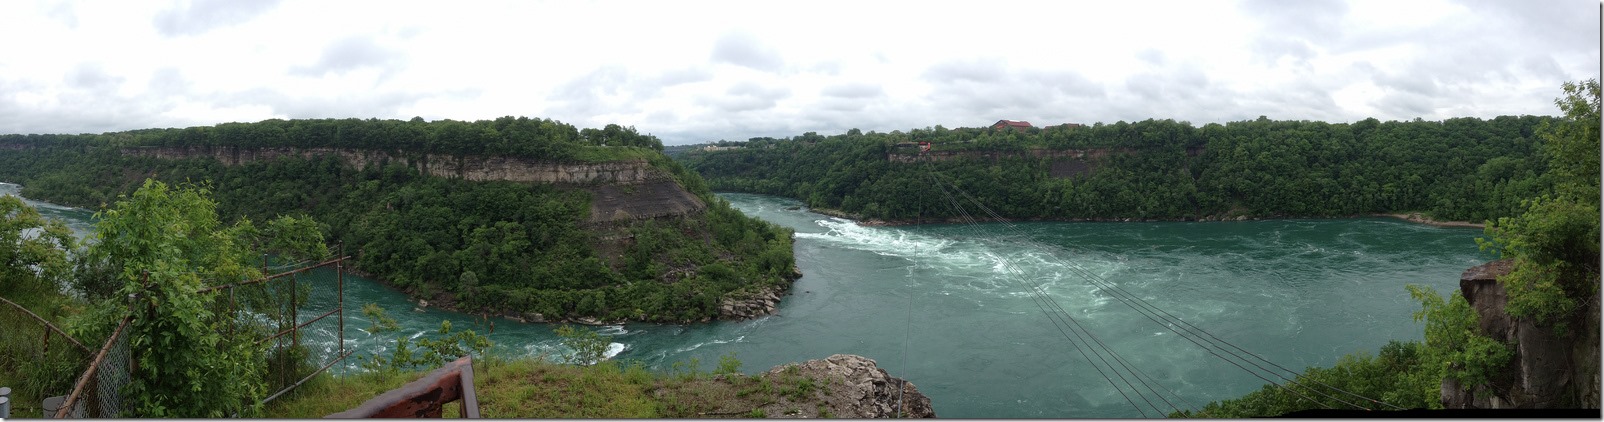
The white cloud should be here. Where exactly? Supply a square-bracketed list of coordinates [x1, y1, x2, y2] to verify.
[0, 0, 1596, 143]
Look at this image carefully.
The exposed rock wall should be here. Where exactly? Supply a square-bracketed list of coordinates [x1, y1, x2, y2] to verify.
[119, 146, 707, 224]
[121, 146, 665, 184]
[1445, 259, 1600, 409]
[763, 354, 936, 418]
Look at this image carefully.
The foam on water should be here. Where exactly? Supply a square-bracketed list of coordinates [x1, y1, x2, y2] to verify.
[674, 335, 746, 353]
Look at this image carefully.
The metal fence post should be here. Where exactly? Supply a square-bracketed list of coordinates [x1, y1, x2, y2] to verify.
[1, 386, 12, 418]
[290, 272, 298, 354]
[337, 245, 345, 375]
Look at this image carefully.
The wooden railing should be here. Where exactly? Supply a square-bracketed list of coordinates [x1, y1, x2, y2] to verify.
[325, 356, 480, 418]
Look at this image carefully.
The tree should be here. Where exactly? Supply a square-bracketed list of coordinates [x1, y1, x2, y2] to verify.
[1477, 79, 1601, 331]
[0, 195, 76, 300]
[79, 179, 327, 417]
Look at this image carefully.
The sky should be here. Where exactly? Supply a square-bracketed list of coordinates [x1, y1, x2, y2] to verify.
[0, 0, 1598, 145]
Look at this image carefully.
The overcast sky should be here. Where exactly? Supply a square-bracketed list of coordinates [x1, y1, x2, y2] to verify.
[1, 0, 1597, 145]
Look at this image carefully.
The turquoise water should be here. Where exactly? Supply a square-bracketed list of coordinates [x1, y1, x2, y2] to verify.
[3, 184, 1491, 418]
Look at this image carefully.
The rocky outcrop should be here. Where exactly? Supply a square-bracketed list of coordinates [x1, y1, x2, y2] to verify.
[762, 354, 936, 418]
[1444, 259, 1600, 409]
[585, 179, 706, 225]
[119, 146, 707, 224]
[718, 286, 785, 320]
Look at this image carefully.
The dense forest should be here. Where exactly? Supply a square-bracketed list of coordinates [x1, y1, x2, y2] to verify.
[0, 117, 795, 323]
[677, 114, 1555, 224]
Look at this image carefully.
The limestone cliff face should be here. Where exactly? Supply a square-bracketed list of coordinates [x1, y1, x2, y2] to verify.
[1444, 259, 1601, 409]
[120, 146, 706, 224]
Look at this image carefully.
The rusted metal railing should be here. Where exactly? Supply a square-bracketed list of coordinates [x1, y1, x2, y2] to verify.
[325, 356, 481, 418]
[0, 296, 91, 354]
[53, 315, 131, 418]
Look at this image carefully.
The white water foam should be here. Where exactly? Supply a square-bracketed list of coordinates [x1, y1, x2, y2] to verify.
[674, 335, 745, 353]
[798, 217, 1127, 309]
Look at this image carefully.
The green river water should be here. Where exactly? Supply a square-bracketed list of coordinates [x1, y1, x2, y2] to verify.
[5, 184, 1493, 418]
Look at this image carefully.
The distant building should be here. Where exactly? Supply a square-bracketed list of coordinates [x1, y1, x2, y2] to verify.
[702, 145, 738, 152]
[991, 120, 1034, 131]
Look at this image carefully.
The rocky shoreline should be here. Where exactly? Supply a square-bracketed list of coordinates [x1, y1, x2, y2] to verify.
[393, 265, 805, 326]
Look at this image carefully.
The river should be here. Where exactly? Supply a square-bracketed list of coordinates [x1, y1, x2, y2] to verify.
[3, 184, 1491, 418]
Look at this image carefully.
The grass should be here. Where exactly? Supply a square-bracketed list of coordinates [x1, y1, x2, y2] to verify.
[0, 287, 90, 418]
[264, 355, 833, 418]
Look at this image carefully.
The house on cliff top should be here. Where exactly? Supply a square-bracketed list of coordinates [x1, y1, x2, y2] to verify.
[991, 120, 1033, 131]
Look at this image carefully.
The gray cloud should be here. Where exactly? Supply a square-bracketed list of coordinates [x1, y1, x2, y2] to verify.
[654, 67, 714, 87]
[546, 66, 637, 119]
[1240, 0, 1349, 66]
[922, 59, 1006, 84]
[1454, 0, 1598, 53]
[0, 70, 168, 135]
[44, 3, 77, 28]
[147, 67, 189, 95]
[153, 0, 280, 37]
[821, 82, 884, 99]
[66, 63, 124, 92]
[918, 59, 1104, 126]
[702, 82, 791, 113]
[710, 31, 784, 72]
[292, 36, 403, 78]
[225, 87, 451, 119]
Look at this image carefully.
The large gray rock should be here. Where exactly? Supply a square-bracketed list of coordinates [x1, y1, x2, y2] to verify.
[1445, 259, 1599, 409]
[764, 354, 936, 418]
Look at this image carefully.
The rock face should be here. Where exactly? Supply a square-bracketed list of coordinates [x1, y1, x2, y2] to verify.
[718, 286, 784, 320]
[765, 354, 936, 418]
[119, 146, 706, 224]
[1444, 259, 1601, 409]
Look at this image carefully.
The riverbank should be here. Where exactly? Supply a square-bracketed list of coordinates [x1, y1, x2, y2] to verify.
[393, 265, 804, 326]
[1375, 212, 1486, 229]
[809, 205, 1486, 229]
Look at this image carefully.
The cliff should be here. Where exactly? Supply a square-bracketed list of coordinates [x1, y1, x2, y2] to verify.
[756, 354, 937, 418]
[1444, 260, 1601, 409]
[120, 146, 706, 224]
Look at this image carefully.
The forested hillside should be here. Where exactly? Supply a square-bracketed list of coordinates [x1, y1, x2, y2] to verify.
[0, 117, 796, 323]
[677, 115, 1555, 223]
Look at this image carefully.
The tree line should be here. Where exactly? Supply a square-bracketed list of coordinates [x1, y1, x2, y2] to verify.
[678, 114, 1554, 224]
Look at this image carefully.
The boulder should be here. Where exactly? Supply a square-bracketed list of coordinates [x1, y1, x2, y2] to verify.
[1444, 259, 1599, 409]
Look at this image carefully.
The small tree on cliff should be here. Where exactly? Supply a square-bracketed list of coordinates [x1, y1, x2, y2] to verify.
[1477, 79, 1601, 332]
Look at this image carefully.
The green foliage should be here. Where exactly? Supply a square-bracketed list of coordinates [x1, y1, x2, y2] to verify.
[715, 351, 742, 375]
[0, 194, 76, 299]
[554, 324, 612, 366]
[81, 179, 330, 417]
[1174, 341, 1440, 417]
[679, 115, 1556, 223]
[1474, 79, 1602, 332]
[0, 196, 84, 418]
[1408, 285, 1514, 389]
[361, 319, 494, 373]
[361, 302, 399, 334]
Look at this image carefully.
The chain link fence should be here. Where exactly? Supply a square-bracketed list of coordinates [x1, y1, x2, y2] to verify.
[0, 296, 92, 418]
[46, 256, 351, 418]
[53, 316, 130, 418]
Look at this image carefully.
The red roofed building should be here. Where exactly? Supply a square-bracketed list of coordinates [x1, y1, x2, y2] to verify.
[991, 120, 1033, 131]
